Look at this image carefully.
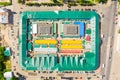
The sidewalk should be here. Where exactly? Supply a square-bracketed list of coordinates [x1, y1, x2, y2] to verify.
[109, 16, 120, 80]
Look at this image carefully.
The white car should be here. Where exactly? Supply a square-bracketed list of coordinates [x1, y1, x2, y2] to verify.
[102, 64, 105, 68]
[101, 34, 104, 38]
[100, 75, 104, 80]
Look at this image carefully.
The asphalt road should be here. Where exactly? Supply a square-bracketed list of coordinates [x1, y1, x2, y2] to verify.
[100, 0, 117, 80]
[105, 1, 117, 80]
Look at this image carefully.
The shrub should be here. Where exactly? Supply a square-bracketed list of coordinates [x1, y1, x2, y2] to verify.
[18, 0, 22, 3]
[26, 2, 63, 6]
[26, 3, 41, 6]
[41, 2, 63, 6]
[68, 2, 77, 6]
[34, 3, 41, 6]
[10, 76, 18, 80]
[0, 2, 11, 6]
[26, 3, 34, 6]
[99, 0, 107, 3]
[118, 12, 120, 14]
[118, 29, 120, 34]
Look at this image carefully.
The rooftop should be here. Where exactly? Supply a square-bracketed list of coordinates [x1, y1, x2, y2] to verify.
[63, 24, 79, 36]
[38, 23, 53, 35]
[0, 8, 9, 24]
[19, 11, 99, 71]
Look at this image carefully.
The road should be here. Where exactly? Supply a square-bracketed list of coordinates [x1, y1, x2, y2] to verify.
[99, 0, 117, 80]
[105, 1, 117, 80]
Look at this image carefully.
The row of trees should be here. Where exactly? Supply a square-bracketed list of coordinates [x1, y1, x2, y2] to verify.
[26, 2, 63, 6]
[54, 0, 107, 4]
[26, 0, 108, 7]
[0, 47, 5, 80]
[119, 0, 120, 4]
[77, 0, 108, 6]
[0, 2, 11, 6]
[19, 0, 109, 6]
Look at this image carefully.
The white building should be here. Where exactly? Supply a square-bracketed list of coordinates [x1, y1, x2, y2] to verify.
[0, 8, 9, 24]
[4, 72, 12, 80]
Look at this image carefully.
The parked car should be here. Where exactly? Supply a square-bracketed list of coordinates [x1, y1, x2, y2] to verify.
[101, 34, 104, 38]
[102, 64, 105, 68]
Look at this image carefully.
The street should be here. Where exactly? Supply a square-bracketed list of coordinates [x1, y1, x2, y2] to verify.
[105, 1, 117, 80]
[100, 1, 117, 80]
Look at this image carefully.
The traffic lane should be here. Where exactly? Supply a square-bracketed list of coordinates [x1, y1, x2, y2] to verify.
[100, 5, 112, 74]
[106, 48, 113, 80]
[109, 3, 117, 36]
[100, 17, 109, 74]
[106, 23, 116, 80]
[100, 1, 117, 77]
[105, 1, 117, 80]
[100, 38, 109, 75]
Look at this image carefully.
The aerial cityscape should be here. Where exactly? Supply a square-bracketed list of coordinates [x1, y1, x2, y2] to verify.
[0, 0, 119, 80]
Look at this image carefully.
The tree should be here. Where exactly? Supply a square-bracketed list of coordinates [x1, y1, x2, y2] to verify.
[52, 0, 59, 3]
[10, 76, 18, 80]
[0, 73, 5, 80]
[118, 29, 120, 34]
[118, 12, 120, 14]
[18, 0, 21, 3]
[0, 63, 3, 71]
[119, 0, 120, 4]
[0, 47, 5, 54]
[98, 0, 107, 3]
[0, 54, 4, 62]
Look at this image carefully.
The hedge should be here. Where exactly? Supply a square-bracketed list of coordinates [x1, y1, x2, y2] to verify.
[18, 0, 22, 3]
[26, 3, 41, 6]
[68, 2, 77, 6]
[0, 2, 11, 6]
[26, 2, 63, 6]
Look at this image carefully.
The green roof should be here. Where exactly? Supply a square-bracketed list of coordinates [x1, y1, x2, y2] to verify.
[19, 11, 99, 71]
[28, 42, 32, 51]
[4, 48, 11, 56]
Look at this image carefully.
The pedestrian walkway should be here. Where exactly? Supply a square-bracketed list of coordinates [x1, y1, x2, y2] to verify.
[109, 16, 120, 80]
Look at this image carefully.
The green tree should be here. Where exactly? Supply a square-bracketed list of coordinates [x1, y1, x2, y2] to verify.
[18, 0, 22, 3]
[0, 63, 3, 71]
[0, 73, 5, 80]
[98, 0, 107, 3]
[0, 54, 4, 62]
[10, 76, 18, 80]
[118, 29, 120, 34]
[118, 12, 120, 14]
[119, 0, 120, 4]
[26, 3, 34, 6]
[52, 0, 59, 3]
[0, 47, 5, 54]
